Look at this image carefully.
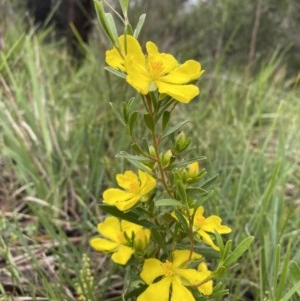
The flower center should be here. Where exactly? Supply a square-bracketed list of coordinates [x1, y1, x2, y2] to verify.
[148, 60, 164, 78]
[117, 232, 126, 244]
[128, 180, 140, 192]
[161, 260, 176, 277]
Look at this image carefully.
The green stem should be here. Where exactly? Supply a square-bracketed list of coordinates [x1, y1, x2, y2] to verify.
[143, 94, 174, 198]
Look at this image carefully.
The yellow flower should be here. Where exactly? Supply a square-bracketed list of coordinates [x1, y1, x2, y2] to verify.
[171, 206, 231, 251]
[103, 170, 156, 211]
[90, 216, 150, 265]
[192, 206, 232, 251]
[137, 250, 212, 301]
[106, 35, 204, 103]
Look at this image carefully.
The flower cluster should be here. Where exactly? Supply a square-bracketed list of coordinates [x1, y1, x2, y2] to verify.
[106, 35, 204, 103]
[89, 2, 251, 301]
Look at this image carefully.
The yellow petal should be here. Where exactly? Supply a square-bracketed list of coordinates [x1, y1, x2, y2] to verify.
[177, 268, 206, 285]
[198, 279, 213, 296]
[103, 188, 134, 203]
[125, 59, 152, 94]
[105, 35, 144, 71]
[163, 60, 203, 83]
[202, 216, 232, 234]
[116, 170, 139, 190]
[119, 196, 140, 211]
[137, 277, 171, 301]
[106, 47, 125, 71]
[194, 206, 204, 218]
[90, 237, 119, 252]
[172, 250, 202, 268]
[198, 230, 219, 251]
[146, 42, 178, 74]
[171, 277, 195, 301]
[155, 81, 199, 103]
[121, 35, 144, 60]
[138, 170, 156, 195]
[197, 263, 213, 296]
[97, 216, 121, 242]
[111, 245, 134, 265]
[103, 188, 140, 210]
[140, 258, 166, 284]
[121, 220, 143, 237]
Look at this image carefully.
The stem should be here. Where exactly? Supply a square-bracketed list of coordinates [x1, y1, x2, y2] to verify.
[143, 94, 174, 198]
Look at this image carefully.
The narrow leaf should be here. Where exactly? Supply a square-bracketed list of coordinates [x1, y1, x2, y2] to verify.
[134, 14, 146, 38]
[155, 199, 183, 207]
[100, 204, 154, 228]
[162, 120, 190, 139]
[224, 236, 254, 266]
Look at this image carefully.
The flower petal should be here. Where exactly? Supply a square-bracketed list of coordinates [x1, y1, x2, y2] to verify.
[140, 258, 166, 284]
[156, 81, 199, 103]
[103, 188, 133, 203]
[125, 59, 152, 94]
[146, 42, 178, 74]
[198, 230, 219, 251]
[111, 245, 134, 265]
[172, 250, 202, 268]
[197, 263, 213, 296]
[177, 268, 206, 285]
[90, 237, 119, 252]
[202, 216, 232, 234]
[103, 188, 139, 211]
[138, 170, 156, 195]
[116, 170, 139, 190]
[121, 220, 143, 237]
[137, 277, 171, 301]
[97, 216, 121, 242]
[171, 277, 195, 301]
[106, 35, 144, 71]
[106, 47, 125, 71]
[162, 60, 203, 84]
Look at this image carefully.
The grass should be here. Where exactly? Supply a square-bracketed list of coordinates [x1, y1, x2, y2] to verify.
[1, 16, 300, 301]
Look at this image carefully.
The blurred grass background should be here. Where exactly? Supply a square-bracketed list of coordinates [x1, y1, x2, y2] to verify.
[0, 0, 300, 300]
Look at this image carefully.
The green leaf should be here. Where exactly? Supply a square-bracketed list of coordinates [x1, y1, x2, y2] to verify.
[104, 66, 126, 78]
[116, 151, 152, 171]
[128, 111, 138, 135]
[224, 236, 254, 266]
[119, 0, 129, 15]
[151, 228, 168, 254]
[134, 14, 146, 38]
[162, 110, 171, 132]
[174, 209, 189, 233]
[94, 1, 119, 47]
[100, 204, 154, 228]
[289, 261, 300, 282]
[214, 231, 225, 254]
[144, 113, 155, 131]
[162, 120, 190, 140]
[155, 199, 183, 207]
[109, 102, 126, 126]
[131, 143, 144, 155]
[280, 281, 300, 301]
[124, 23, 134, 35]
[171, 156, 207, 168]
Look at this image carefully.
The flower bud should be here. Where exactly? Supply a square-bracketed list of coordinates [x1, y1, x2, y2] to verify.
[162, 149, 173, 167]
[175, 132, 191, 152]
[134, 228, 151, 253]
[148, 145, 156, 157]
[187, 162, 199, 178]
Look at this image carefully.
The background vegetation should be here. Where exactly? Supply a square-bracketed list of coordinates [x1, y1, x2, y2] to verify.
[0, 0, 300, 300]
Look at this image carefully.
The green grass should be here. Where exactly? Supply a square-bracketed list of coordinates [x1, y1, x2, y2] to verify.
[1, 19, 300, 301]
